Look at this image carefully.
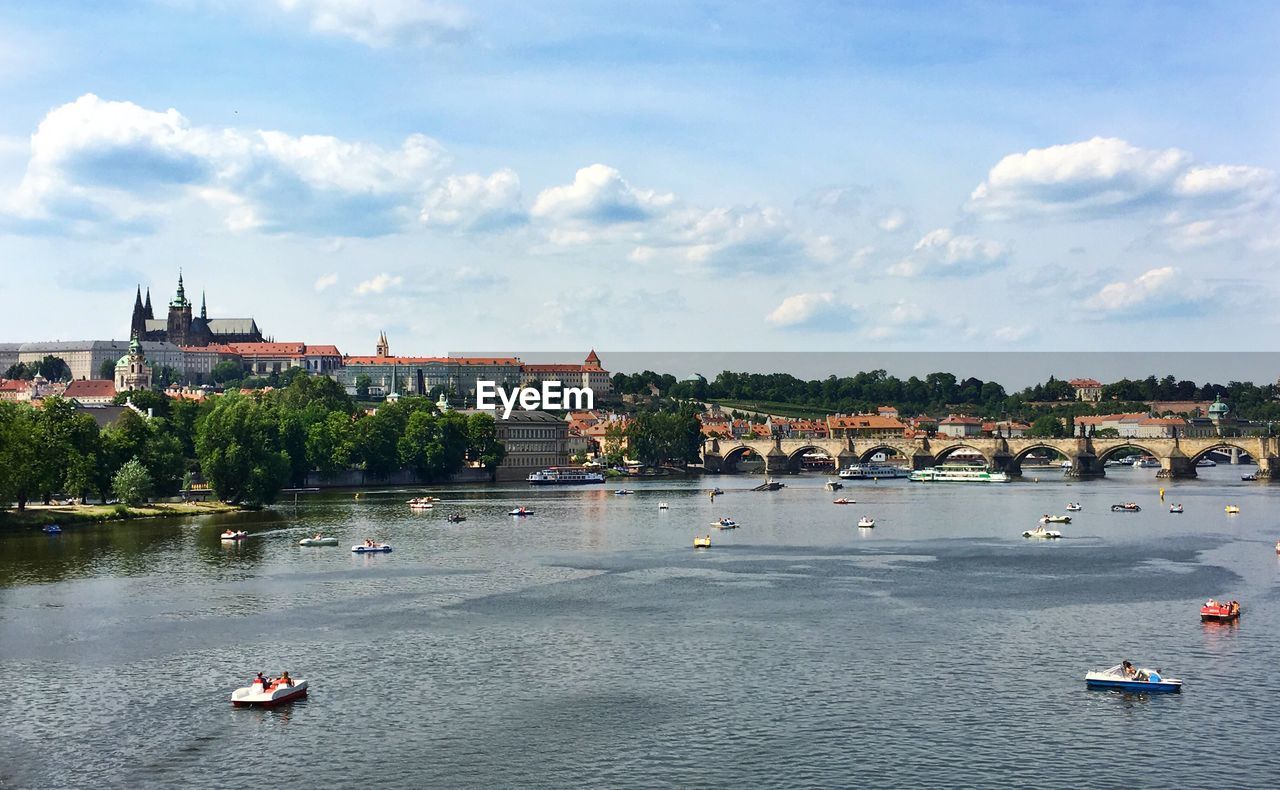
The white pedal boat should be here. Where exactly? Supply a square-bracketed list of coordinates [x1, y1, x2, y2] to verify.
[509, 508, 534, 516]
[231, 678, 308, 707]
[857, 517, 875, 528]
[1022, 525, 1061, 539]
[220, 531, 248, 541]
[299, 537, 338, 546]
[351, 544, 392, 553]
[711, 518, 738, 529]
[408, 498, 434, 510]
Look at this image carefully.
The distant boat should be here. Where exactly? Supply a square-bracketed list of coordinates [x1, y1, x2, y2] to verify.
[857, 516, 875, 528]
[658, 502, 669, 510]
[825, 480, 844, 491]
[1065, 503, 1082, 512]
[1134, 457, 1160, 469]
[528, 467, 606, 485]
[1225, 505, 1240, 514]
[42, 524, 62, 534]
[839, 463, 909, 480]
[909, 464, 1009, 483]
[1085, 664, 1181, 693]
[693, 535, 712, 549]
[1022, 525, 1061, 539]
[1196, 458, 1217, 468]
[1111, 503, 1141, 512]
[1169, 504, 1184, 514]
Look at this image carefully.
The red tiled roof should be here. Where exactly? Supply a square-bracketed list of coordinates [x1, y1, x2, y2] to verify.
[828, 414, 906, 430]
[344, 356, 521, 366]
[1069, 378, 1103, 388]
[228, 343, 343, 358]
[1075, 412, 1150, 425]
[64, 379, 117, 399]
[940, 415, 983, 425]
[525, 364, 587, 373]
[0, 379, 29, 392]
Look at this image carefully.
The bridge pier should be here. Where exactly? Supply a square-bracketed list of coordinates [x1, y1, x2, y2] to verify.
[1063, 439, 1105, 479]
[989, 450, 1020, 478]
[1230, 447, 1241, 465]
[1156, 449, 1196, 479]
[1256, 457, 1276, 479]
[910, 450, 936, 470]
[764, 442, 789, 475]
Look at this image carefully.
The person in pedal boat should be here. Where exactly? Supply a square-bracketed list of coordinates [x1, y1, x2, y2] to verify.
[277, 671, 292, 688]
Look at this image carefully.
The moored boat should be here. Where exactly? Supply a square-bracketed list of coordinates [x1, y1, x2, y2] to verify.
[909, 464, 1010, 483]
[231, 676, 308, 707]
[1200, 598, 1241, 622]
[1085, 663, 1181, 693]
[298, 536, 338, 546]
[527, 467, 606, 485]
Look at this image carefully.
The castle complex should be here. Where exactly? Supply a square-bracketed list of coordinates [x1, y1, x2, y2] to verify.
[130, 273, 264, 347]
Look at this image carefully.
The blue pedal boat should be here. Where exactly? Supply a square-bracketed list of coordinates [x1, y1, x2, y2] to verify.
[1085, 664, 1182, 693]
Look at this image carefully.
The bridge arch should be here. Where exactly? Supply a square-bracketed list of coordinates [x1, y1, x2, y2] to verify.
[1188, 441, 1255, 466]
[721, 445, 765, 473]
[933, 443, 993, 466]
[857, 444, 911, 464]
[1012, 443, 1071, 465]
[1096, 443, 1160, 463]
[784, 445, 836, 472]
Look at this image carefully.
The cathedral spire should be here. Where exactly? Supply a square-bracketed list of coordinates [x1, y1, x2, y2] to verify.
[144, 288, 154, 319]
[133, 286, 144, 313]
[131, 286, 146, 339]
[200, 291, 207, 320]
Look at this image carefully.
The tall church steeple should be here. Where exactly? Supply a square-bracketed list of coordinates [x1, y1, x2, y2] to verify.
[131, 286, 146, 339]
[143, 288, 154, 319]
[200, 291, 207, 320]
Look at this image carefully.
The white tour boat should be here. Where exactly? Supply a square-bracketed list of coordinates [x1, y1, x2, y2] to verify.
[839, 463, 910, 480]
[527, 467, 606, 485]
[908, 464, 1010, 483]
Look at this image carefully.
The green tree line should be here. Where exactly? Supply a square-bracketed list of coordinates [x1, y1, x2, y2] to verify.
[0, 375, 505, 510]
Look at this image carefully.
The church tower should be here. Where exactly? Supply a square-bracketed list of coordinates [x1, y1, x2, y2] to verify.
[130, 286, 147, 339]
[115, 334, 153, 392]
[166, 272, 194, 346]
[144, 288, 154, 320]
[376, 331, 390, 358]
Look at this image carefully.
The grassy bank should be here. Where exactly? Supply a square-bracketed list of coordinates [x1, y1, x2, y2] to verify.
[0, 500, 246, 528]
[714, 400, 831, 420]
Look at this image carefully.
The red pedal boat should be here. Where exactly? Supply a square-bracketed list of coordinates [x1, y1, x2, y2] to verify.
[1200, 599, 1241, 622]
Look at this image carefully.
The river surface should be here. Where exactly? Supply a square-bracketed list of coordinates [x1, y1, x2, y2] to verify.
[3, 465, 1280, 788]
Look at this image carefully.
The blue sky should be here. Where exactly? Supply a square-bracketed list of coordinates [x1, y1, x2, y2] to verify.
[1, 1, 1279, 356]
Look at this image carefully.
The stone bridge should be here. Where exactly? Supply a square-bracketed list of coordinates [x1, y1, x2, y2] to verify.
[702, 435, 1280, 479]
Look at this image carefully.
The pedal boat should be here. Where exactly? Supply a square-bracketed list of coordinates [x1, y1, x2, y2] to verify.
[42, 524, 62, 534]
[299, 536, 338, 546]
[1065, 503, 1082, 512]
[408, 498, 434, 510]
[1040, 515, 1071, 524]
[693, 535, 712, 549]
[508, 507, 534, 516]
[711, 518, 738, 529]
[1023, 525, 1061, 539]
[220, 530, 249, 541]
[857, 517, 875, 528]
[1225, 505, 1240, 514]
[351, 543, 392, 553]
[832, 498, 853, 505]
[1085, 664, 1181, 693]
[1111, 503, 1141, 512]
[231, 678, 308, 707]
[1200, 599, 1241, 622]
[1169, 504, 1184, 514]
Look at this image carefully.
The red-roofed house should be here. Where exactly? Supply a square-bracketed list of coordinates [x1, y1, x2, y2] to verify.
[827, 414, 907, 439]
[1069, 378, 1103, 402]
[522, 350, 612, 397]
[229, 342, 343, 376]
[0, 378, 32, 402]
[938, 415, 983, 438]
[63, 379, 118, 405]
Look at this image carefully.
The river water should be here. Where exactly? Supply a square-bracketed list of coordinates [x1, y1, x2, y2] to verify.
[2, 465, 1280, 788]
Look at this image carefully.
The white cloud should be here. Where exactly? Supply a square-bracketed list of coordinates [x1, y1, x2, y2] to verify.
[0, 93, 447, 237]
[314, 272, 339, 292]
[889, 228, 1007, 278]
[993, 325, 1030, 343]
[765, 292, 849, 330]
[967, 136, 1277, 226]
[355, 272, 403, 294]
[274, 0, 470, 47]
[864, 300, 931, 340]
[531, 164, 675, 228]
[678, 205, 806, 270]
[421, 169, 524, 232]
[1086, 266, 1183, 313]
[877, 208, 909, 232]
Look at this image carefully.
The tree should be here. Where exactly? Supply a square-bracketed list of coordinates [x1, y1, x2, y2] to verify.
[37, 355, 72, 382]
[210, 360, 244, 385]
[465, 412, 505, 470]
[99, 358, 117, 380]
[195, 393, 291, 506]
[4, 362, 33, 380]
[113, 389, 171, 418]
[354, 374, 372, 400]
[398, 411, 468, 480]
[112, 458, 153, 505]
[1027, 415, 1066, 438]
[306, 411, 355, 475]
[0, 402, 44, 509]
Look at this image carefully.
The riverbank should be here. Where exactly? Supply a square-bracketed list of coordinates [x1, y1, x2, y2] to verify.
[0, 500, 247, 529]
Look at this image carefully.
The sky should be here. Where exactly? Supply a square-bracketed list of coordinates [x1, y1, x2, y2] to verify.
[1, 1, 1279, 359]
